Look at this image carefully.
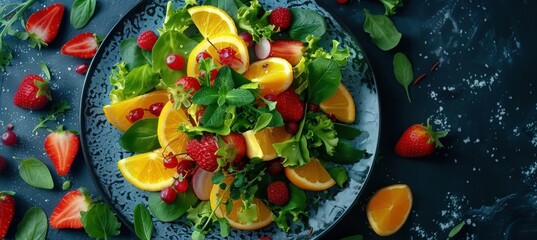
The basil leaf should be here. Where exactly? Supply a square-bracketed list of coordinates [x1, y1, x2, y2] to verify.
[148, 190, 198, 222]
[252, 113, 272, 133]
[321, 140, 369, 164]
[226, 89, 255, 106]
[120, 38, 150, 70]
[192, 87, 220, 105]
[119, 118, 160, 153]
[334, 123, 363, 140]
[448, 221, 466, 238]
[307, 58, 341, 104]
[328, 166, 348, 188]
[134, 204, 154, 240]
[123, 64, 160, 98]
[15, 207, 47, 240]
[81, 203, 121, 239]
[363, 9, 402, 51]
[201, 104, 227, 128]
[152, 30, 198, 86]
[393, 52, 414, 102]
[70, 0, 96, 29]
[289, 8, 327, 41]
[18, 158, 54, 189]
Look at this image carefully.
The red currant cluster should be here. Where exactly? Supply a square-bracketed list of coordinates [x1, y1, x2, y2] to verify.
[160, 153, 196, 204]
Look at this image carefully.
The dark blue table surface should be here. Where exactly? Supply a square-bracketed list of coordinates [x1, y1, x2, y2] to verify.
[1, 0, 536, 239]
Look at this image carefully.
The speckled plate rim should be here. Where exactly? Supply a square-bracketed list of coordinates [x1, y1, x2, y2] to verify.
[79, 0, 381, 238]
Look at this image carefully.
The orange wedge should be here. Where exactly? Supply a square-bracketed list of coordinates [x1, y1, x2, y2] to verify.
[157, 102, 192, 155]
[284, 158, 336, 191]
[209, 176, 274, 230]
[320, 83, 356, 123]
[188, 5, 237, 38]
[366, 184, 413, 236]
[243, 57, 293, 96]
[117, 149, 177, 191]
[103, 90, 168, 132]
[186, 34, 249, 76]
[242, 126, 292, 161]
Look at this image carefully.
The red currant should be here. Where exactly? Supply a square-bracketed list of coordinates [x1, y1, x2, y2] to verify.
[160, 187, 177, 204]
[326, 113, 337, 122]
[307, 103, 320, 112]
[267, 160, 284, 175]
[173, 178, 189, 193]
[176, 77, 201, 93]
[239, 32, 254, 47]
[0, 156, 7, 174]
[2, 124, 17, 146]
[176, 160, 195, 178]
[285, 121, 299, 134]
[149, 102, 164, 116]
[166, 53, 185, 70]
[196, 51, 212, 63]
[126, 108, 144, 123]
[163, 154, 179, 169]
[76, 63, 89, 74]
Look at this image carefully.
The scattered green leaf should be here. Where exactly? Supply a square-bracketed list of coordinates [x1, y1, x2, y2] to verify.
[363, 9, 402, 51]
[81, 203, 121, 239]
[328, 167, 348, 188]
[448, 221, 466, 238]
[134, 204, 154, 240]
[119, 118, 160, 153]
[393, 52, 413, 102]
[148, 189, 198, 222]
[33, 101, 70, 132]
[70, 0, 97, 29]
[18, 157, 54, 189]
[15, 207, 47, 240]
[379, 0, 404, 16]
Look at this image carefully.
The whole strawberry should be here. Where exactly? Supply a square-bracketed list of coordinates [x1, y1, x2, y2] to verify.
[266, 181, 289, 206]
[394, 120, 448, 158]
[0, 192, 15, 239]
[13, 63, 52, 110]
[269, 8, 292, 31]
[275, 88, 304, 122]
[45, 125, 80, 176]
[186, 135, 219, 172]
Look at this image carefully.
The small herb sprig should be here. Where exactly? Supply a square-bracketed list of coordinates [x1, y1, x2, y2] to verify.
[33, 101, 70, 132]
[0, 0, 37, 70]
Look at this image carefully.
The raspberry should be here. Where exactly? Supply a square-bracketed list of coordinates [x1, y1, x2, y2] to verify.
[266, 181, 289, 206]
[269, 8, 292, 31]
[137, 30, 158, 51]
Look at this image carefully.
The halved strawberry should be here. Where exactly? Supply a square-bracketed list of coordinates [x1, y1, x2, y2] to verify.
[49, 188, 92, 229]
[222, 133, 246, 165]
[269, 40, 304, 66]
[61, 32, 100, 59]
[0, 192, 15, 239]
[44, 125, 79, 176]
[26, 3, 65, 48]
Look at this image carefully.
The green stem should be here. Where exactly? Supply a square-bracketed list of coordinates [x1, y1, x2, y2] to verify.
[0, 0, 36, 40]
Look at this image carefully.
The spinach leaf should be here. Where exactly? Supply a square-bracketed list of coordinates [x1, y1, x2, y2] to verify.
[70, 0, 96, 29]
[192, 87, 220, 105]
[334, 123, 363, 139]
[123, 64, 160, 98]
[289, 8, 327, 41]
[119, 118, 160, 153]
[363, 9, 402, 51]
[393, 52, 413, 102]
[15, 207, 47, 240]
[18, 158, 54, 189]
[120, 38, 150, 70]
[226, 89, 255, 106]
[321, 140, 369, 164]
[148, 189, 198, 222]
[307, 58, 341, 104]
[134, 204, 154, 240]
[81, 203, 121, 239]
[152, 30, 198, 86]
[328, 166, 348, 188]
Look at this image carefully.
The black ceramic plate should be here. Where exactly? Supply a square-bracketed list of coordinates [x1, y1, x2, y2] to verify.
[80, 0, 379, 239]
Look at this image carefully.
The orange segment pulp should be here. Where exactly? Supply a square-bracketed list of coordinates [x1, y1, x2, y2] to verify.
[103, 90, 169, 132]
[157, 102, 192, 155]
[284, 158, 336, 191]
[319, 83, 356, 123]
[117, 149, 177, 191]
[187, 5, 237, 38]
[242, 126, 292, 161]
[366, 184, 413, 236]
[243, 57, 293, 97]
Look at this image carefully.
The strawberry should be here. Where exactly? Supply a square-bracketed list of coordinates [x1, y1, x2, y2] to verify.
[0, 192, 15, 239]
[26, 3, 64, 48]
[266, 181, 289, 206]
[13, 65, 52, 110]
[269, 40, 304, 66]
[61, 32, 100, 59]
[186, 135, 220, 172]
[269, 8, 292, 31]
[275, 88, 304, 122]
[394, 120, 448, 158]
[222, 133, 246, 166]
[137, 30, 158, 51]
[49, 188, 92, 229]
[44, 125, 80, 176]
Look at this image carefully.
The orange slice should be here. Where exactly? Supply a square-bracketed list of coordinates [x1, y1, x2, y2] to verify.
[117, 149, 177, 191]
[366, 184, 413, 236]
[188, 5, 237, 38]
[186, 34, 249, 76]
[242, 126, 292, 161]
[157, 102, 191, 155]
[103, 90, 168, 132]
[209, 176, 273, 230]
[320, 83, 356, 123]
[284, 158, 336, 191]
[243, 57, 293, 96]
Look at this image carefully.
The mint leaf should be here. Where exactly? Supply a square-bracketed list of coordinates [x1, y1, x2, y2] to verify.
[328, 166, 348, 188]
[192, 87, 220, 105]
[307, 58, 341, 104]
[81, 203, 121, 239]
[201, 104, 227, 128]
[363, 9, 402, 51]
[119, 118, 160, 153]
[198, 58, 218, 87]
[226, 89, 255, 106]
[15, 207, 47, 240]
[134, 204, 154, 240]
[393, 52, 414, 102]
[214, 66, 235, 91]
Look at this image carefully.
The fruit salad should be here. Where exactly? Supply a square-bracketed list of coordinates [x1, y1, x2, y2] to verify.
[102, 0, 368, 238]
